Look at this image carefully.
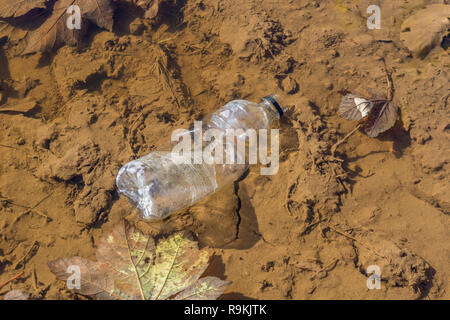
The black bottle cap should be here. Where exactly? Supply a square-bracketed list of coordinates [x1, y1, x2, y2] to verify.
[262, 95, 284, 117]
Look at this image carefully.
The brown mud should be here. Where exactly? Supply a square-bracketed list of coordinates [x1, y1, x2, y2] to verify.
[0, 0, 448, 299]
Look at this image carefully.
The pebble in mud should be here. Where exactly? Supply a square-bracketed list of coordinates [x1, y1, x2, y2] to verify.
[324, 80, 333, 90]
[281, 76, 298, 94]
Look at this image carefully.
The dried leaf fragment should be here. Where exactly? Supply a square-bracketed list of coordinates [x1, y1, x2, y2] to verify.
[0, 0, 48, 19]
[23, 0, 114, 54]
[3, 290, 29, 300]
[338, 94, 367, 122]
[363, 100, 398, 138]
[48, 256, 119, 297]
[174, 276, 231, 300]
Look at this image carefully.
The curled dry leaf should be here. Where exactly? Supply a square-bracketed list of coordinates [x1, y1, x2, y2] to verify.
[338, 94, 368, 122]
[24, 0, 114, 54]
[363, 100, 398, 138]
[48, 220, 230, 300]
[400, 4, 450, 58]
[338, 94, 398, 138]
[3, 290, 29, 300]
[0, 0, 49, 19]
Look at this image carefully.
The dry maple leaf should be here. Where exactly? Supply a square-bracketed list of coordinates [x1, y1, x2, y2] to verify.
[0, 0, 49, 19]
[48, 220, 230, 300]
[23, 0, 114, 54]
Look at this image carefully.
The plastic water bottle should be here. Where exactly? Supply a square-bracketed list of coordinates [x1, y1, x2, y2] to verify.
[116, 95, 285, 221]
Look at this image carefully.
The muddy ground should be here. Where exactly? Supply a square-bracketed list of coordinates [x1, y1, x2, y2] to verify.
[0, 0, 449, 299]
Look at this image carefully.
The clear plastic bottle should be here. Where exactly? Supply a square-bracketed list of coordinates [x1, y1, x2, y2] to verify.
[116, 95, 285, 221]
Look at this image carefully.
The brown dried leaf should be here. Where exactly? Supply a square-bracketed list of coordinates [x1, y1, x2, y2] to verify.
[3, 290, 29, 300]
[80, 0, 114, 30]
[338, 94, 398, 138]
[338, 94, 368, 122]
[24, 0, 114, 54]
[48, 220, 229, 300]
[174, 276, 231, 300]
[363, 100, 398, 138]
[0, 0, 48, 19]
[48, 256, 121, 298]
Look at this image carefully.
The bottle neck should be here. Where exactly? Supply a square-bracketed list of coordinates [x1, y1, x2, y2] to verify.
[260, 95, 285, 120]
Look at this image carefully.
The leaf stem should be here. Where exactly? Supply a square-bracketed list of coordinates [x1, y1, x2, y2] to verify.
[331, 124, 362, 157]
[124, 222, 146, 300]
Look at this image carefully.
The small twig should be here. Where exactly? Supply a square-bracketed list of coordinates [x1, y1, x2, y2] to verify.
[0, 271, 24, 289]
[0, 144, 17, 150]
[154, 46, 182, 113]
[380, 57, 394, 101]
[158, 38, 174, 44]
[32, 265, 38, 291]
[11, 192, 54, 225]
[331, 124, 362, 157]
[326, 224, 359, 241]
[13, 241, 39, 270]
[330, 164, 349, 194]
[300, 218, 328, 236]
[311, 259, 338, 280]
[27, 191, 54, 211]
[129, 111, 145, 131]
[324, 224, 386, 259]
[326, 156, 344, 162]
[29, 209, 52, 222]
